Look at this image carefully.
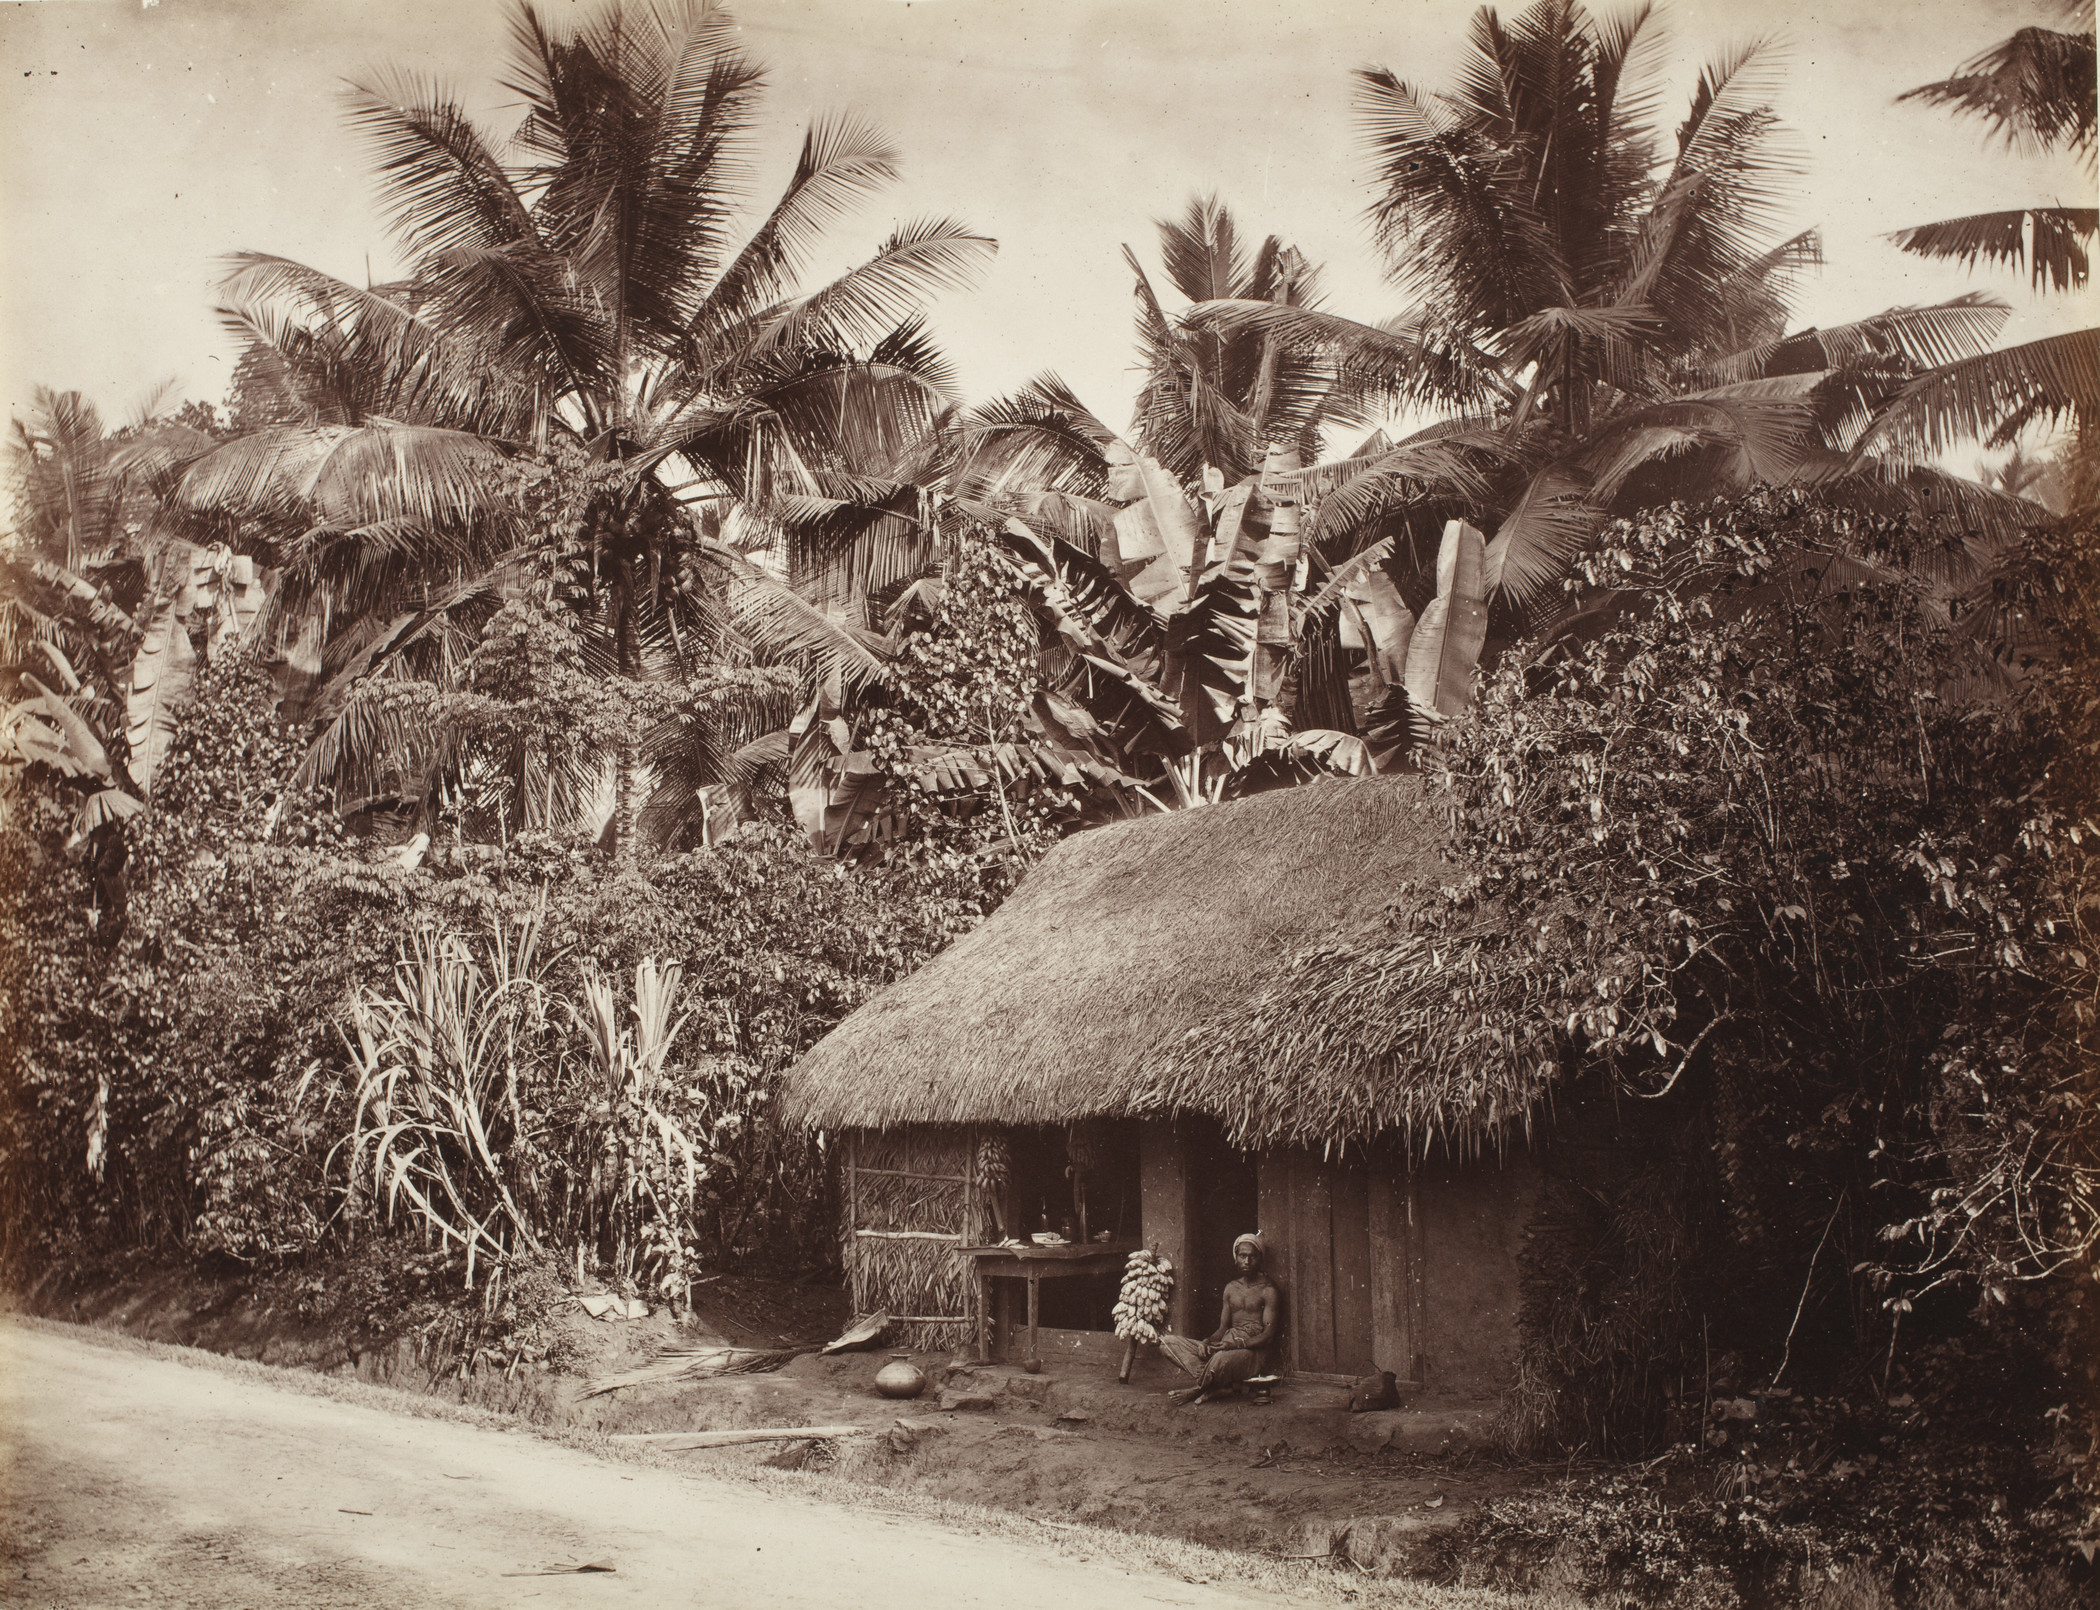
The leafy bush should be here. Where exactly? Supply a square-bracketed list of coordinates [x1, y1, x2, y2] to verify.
[1418, 485, 2096, 1560]
[2, 650, 1027, 1293]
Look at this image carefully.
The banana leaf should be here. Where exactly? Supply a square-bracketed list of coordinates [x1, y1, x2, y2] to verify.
[1347, 569, 1417, 685]
[1209, 482, 1255, 565]
[1135, 454, 1205, 575]
[35, 641, 81, 693]
[1127, 549, 1188, 609]
[994, 520, 1164, 667]
[28, 557, 133, 634]
[1112, 498, 1167, 563]
[19, 673, 111, 782]
[788, 707, 889, 856]
[3, 711, 86, 776]
[1359, 684, 1419, 772]
[1162, 561, 1259, 747]
[1277, 728, 1376, 776]
[126, 599, 196, 792]
[1402, 520, 1489, 719]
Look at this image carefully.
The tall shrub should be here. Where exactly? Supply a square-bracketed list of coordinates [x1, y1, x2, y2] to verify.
[1421, 484, 2093, 1551]
[1, 649, 1025, 1288]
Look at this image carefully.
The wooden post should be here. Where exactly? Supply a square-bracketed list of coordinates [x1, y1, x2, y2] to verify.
[845, 1133, 860, 1315]
[1370, 1161, 1415, 1383]
[1138, 1120, 1194, 1335]
[1025, 1271, 1042, 1372]
[976, 1263, 991, 1363]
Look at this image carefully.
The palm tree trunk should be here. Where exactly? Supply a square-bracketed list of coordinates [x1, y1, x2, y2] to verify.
[1247, 248, 1307, 451]
[613, 553, 641, 867]
[615, 746, 640, 866]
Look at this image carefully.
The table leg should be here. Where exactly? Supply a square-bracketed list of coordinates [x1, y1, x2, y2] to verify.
[1025, 1273, 1041, 1372]
[976, 1268, 990, 1363]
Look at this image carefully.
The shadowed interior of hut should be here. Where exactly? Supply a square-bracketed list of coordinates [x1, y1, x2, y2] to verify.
[1002, 1122, 1140, 1329]
[1183, 1125, 1259, 1335]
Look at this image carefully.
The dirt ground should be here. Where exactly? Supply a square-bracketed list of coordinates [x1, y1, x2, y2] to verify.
[0, 1320, 1325, 1608]
[16, 1262, 1546, 1577]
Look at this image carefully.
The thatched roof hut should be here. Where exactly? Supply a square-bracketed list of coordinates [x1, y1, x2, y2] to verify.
[780, 775, 1560, 1152]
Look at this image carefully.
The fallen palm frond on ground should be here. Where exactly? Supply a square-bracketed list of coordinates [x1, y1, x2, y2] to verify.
[583, 1344, 805, 1397]
[584, 1310, 891, 1395]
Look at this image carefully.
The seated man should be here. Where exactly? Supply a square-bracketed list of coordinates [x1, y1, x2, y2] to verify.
[1165, 1233, 1279, 1405]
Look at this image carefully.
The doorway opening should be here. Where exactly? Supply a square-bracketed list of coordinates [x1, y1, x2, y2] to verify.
[1001, 1121, 1140, 1330]
[1182, 1120, 1259, 1340]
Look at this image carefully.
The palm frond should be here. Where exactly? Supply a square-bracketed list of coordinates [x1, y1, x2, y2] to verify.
[1483, 465, 1600, 608]
[950, 376, 1116, 505]
[217, 255, 540, 435]
[1888, 208, 2098, 294]
[1584, 376, 1820, 497]
[169, 422, 514, 531]
[1158, 193, 1253, 305]
[1793, 451, 2053, 569]
[416, 242, 616, 419]
[736, 219, 996, 363]
[1498, 303, 1663, 361]
[1898, 24, 2097, 161]
[699, 116, 902, 334]
[701, 546, 896, 691]
[1302, 430, 1504, 546]
[1182, 300, 1508, 410]
[1673, 34, 1791, 174]
[1698, 293, 2011, 385]
[1354, 64, 1571, 332]
[1850, 328, 2100, 460]
[343, 69, 539, 264]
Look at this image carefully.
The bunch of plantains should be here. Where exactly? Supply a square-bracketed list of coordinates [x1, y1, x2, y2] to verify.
[1113, 1247, 1173, 1343]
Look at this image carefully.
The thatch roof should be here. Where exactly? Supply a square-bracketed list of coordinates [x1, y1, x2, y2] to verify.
[779, 776, 1563, 1149]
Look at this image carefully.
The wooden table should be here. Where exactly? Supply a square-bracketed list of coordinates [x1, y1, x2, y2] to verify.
[957, 1242, 1134, 1369]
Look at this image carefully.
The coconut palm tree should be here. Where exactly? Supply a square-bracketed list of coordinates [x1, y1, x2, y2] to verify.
[1185, 0, 2043, 618]
[8, 388, 187, 574]
[1862, 2, 2100, 464]
[146, 0, 992, 849]
[1125, 196, 1370, 487]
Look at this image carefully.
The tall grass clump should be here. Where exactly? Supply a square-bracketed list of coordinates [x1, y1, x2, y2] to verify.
[341, 913, 722, 1307]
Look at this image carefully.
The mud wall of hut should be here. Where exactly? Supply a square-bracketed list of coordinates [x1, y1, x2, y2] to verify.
[1412, 1149, 1540, 1400]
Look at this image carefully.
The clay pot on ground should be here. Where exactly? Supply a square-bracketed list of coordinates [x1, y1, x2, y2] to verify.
[873, 1354, 927, 1399]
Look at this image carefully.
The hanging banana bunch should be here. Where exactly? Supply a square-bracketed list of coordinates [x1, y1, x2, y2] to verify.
[975, 1133, 1011, 1241]
[1065, 1122, 1097, 1179]
[1066, 1122, 1099, 1242]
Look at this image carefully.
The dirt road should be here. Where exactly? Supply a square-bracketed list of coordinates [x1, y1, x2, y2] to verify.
[0, 1321, 1298, 1609]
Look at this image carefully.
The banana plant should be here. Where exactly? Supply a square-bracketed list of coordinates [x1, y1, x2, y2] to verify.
[2, 542, 276, 940]
[984, 427, 1455, 806]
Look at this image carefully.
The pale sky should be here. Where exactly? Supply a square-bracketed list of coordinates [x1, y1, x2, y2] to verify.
[1, 0, 2093, 452]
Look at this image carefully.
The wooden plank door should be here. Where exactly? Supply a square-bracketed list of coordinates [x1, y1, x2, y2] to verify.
[1369, 1166, 1423, 1383]
[1257, 1150, 1381, 1378]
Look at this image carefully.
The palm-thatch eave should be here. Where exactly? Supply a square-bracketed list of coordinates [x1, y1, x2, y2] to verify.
[779, 776, 1557, 1150]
